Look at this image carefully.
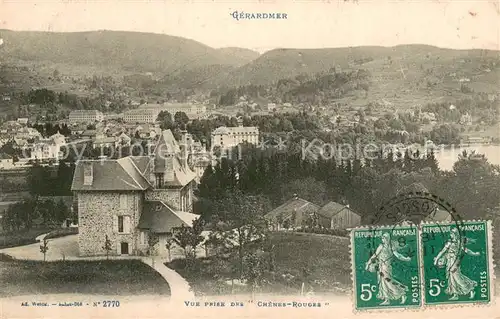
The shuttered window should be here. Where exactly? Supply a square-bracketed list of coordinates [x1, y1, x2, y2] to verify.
[140, 232, 148, 245]
[120, 194, 127, 209]
[123, 216, 131, 233]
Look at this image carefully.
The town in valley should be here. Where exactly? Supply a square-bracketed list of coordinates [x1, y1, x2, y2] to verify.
[0, 24, 499, 304]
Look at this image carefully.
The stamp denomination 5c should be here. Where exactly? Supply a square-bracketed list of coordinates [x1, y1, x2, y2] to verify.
[420, 220, 494, 306]
[351, 225, 422, 311]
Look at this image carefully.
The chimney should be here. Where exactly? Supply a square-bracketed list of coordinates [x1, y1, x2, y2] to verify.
[83, 162, 93, 186]
[237, 117, 243, 127]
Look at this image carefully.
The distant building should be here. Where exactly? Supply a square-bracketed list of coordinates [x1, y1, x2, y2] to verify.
[139, 103, 207, 119]
[211, 118, 259, 152]
[16, 118, 29, 125]
[264, 196, 321, 231]
[420, 112, 437, 123]
[93, 136, 117, 149]
[460, 113, 472, 126]
[78, 130, 96, 140]
[267, 103, 277, 111]
[316, 201, 361, 230]
[69, 110, 104, 124]
[461, 136, 491, 145]
[29, 132, 66, 161]
[15, 127, 42, 140]
[72, 129, 198, 257]
[123, 108, 161, 123]
[0, 153, 14, 170]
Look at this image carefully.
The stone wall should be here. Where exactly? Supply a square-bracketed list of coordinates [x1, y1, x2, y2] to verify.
[77, 191, 143, 257]
[145, 188, 181, 210]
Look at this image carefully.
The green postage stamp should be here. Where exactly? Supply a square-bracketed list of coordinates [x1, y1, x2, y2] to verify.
[421, 220, 494, 306]
[351, 220, 494, 311]
[351, 225, 422, 310]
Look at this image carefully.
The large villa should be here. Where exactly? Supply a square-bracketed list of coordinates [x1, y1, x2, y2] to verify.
[71, 129, 200, 257]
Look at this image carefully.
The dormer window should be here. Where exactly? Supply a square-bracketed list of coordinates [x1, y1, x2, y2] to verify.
[155, 173, 164, 188]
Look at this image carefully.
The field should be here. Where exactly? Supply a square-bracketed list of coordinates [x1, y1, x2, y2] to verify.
[271, 232, 351, 288]
[168, 232, 351, 296]
[0, 255, 171, 297]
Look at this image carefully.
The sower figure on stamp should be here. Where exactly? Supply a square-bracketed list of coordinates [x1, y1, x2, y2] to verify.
[433, 228, 480, 301]
[365, 232, 412, 305]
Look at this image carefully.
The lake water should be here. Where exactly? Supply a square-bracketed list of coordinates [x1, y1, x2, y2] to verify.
[435, 144, 500, 171]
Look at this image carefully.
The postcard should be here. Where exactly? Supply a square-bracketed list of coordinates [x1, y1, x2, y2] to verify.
[0, 0, 498, 318]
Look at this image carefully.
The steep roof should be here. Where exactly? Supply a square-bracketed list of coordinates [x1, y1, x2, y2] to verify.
[138, 200, 200, 233]
[71, 157, 152, 191]
[93, 137, 116, 144]
[156, 129, 180, 154]
[72, 129, 196, 191]
[153, 130, 196, 187]
[265, 197, 320, 220]
[212, 126, 258, 135]
[317, 201, 359, 219]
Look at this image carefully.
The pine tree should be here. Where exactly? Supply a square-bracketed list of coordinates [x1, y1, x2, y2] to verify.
[425, 150, 439, 174]
[102, 234, 112, 260]
[40, 238, 49, 262]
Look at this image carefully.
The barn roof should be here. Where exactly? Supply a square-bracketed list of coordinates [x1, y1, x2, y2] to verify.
[317, 201, 359, 219]
[265, 197, 320, 220]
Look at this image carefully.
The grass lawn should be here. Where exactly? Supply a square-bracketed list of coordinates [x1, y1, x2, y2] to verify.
[271, 232, 351, 288]
[169, 230, 500, 297]
[168, 231, 351, 296]
[0, 255, 170, 297]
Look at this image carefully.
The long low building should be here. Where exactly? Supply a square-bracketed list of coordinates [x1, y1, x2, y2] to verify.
[136, 103, 207, 120]
[211, 118, 259, 151]
[123, 108, 161, 123]
[69, 110, 104, 124]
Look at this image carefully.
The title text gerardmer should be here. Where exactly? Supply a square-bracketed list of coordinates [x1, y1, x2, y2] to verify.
[231, 11, 288, 21]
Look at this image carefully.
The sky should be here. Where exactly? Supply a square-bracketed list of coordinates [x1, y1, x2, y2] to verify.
[1, 0, 499, 53]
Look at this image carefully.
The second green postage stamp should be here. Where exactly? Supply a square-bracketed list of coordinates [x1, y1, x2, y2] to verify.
[421, 220, 494, 306]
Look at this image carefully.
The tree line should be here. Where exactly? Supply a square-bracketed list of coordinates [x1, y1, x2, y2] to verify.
[212, 69, 371, 106]
[195, 144, 500, 224]
[1, 160, 76, 232]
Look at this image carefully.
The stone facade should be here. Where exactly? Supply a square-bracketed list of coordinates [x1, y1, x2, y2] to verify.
[77, 191, 144, 256]
[145, 189, 181, 211]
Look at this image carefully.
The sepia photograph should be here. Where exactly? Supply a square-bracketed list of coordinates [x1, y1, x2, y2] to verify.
[0, 1, 498, 318]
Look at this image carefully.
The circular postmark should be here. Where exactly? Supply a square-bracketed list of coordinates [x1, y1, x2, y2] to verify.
[365, 192, 468, 276]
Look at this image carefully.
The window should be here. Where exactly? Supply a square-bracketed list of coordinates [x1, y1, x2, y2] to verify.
[140, 231, 148, 245]
[117, 215, 131, 234]
[118, 216, 124, 233]
[155, 174, 164, 188]
[120, 194, 127, 209]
